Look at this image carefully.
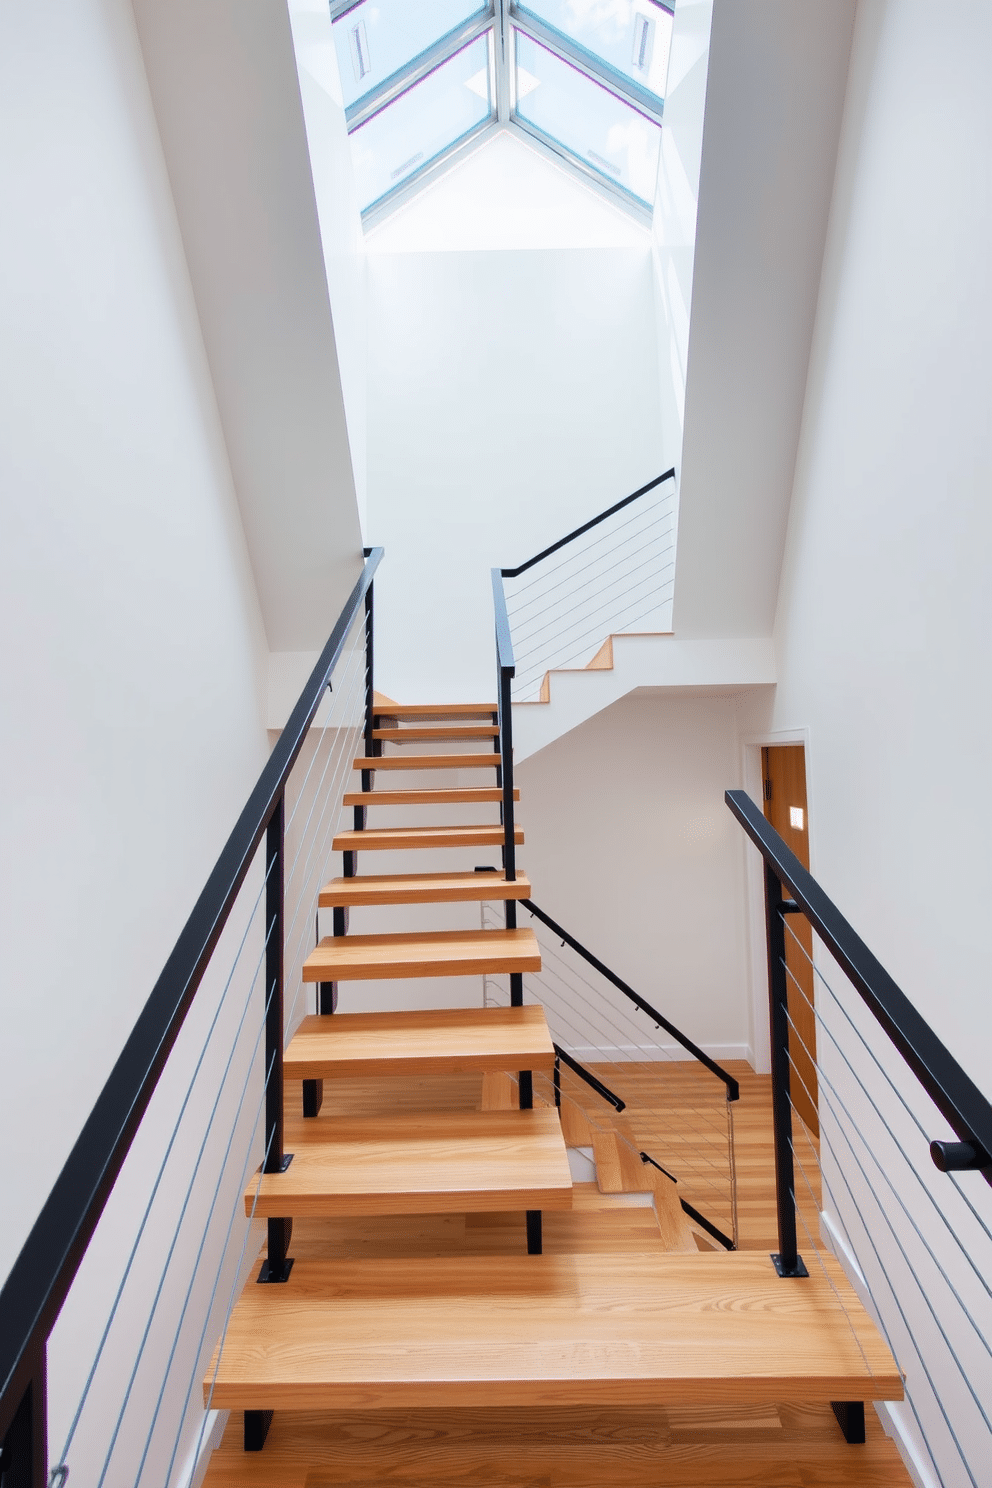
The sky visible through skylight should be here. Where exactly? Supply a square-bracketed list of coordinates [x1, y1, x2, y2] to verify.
[330, 0, 674, 220]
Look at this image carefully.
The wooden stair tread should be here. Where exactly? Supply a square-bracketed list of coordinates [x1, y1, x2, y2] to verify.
[591, 1129, 653, 1194]
[373, 703, 497, 718]
[558, 1101, 593, 1147]
[332, 825, 523, 851]
[343, 787, 517, 806]
[302, 928, 541, 982]
[374, 726, 499, 742]
[206, 1251, 902, 1410]
[245, 1109, 572, 1218]
[353, 753, 500, 771]
[285, 1006, 555, 1081]
[318, 871, 530, 907]
[645, 1166, 698, 1253]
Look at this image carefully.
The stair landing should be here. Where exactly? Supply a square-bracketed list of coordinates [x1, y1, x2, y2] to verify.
[206, 1251, 901, 1412]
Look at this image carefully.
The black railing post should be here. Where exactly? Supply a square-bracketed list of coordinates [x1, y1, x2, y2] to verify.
[259, 794, 293, 1285]
[763, 862, 807, 1278]
[364, 576, 379, 763]
[0, 1351, 46, 1488]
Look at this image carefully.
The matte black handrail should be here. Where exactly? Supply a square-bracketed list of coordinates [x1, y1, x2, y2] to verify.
[524, 899, 740, 1101]
[553, 1043, 626, 1111]
[726, 789, 992, 1183]
[0, 548, 384, 1452]
[500, 468, 676, 579]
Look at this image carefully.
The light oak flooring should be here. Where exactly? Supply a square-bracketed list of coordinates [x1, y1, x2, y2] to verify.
[202, 1065, 910, 1488]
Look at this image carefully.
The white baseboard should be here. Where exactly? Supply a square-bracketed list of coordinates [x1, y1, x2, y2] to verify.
[819, 1209, 939, 1488]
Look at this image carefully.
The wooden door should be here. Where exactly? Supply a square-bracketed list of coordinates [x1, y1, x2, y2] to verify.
[762, 746, 818, 1137]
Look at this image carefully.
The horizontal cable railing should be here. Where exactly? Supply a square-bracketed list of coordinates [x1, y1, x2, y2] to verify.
[727, 788, 992, 1477]
[0, 549, 383, 1488]
[481, 898, 740, 1251]
[500, 469, 676, 701]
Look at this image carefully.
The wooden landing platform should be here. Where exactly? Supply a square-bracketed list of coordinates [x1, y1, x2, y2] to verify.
[206, 1252, 902, 1412]
[284, 1006, 555, 1081]
[245, 1109, 572, 1219]
[332, 825, 522, 852]
[318, 871, 530, 908]
[301, 928, 541, 982]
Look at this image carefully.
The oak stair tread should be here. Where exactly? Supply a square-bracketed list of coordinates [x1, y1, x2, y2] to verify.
[352, 753, 500, 771]
[332, 825, 523, 851]
[284, 1005, 555, 1081]
[558, 1100, 594, 1148]
[373, 726, 499, 742]
[245, 1109, 572, 1219]
[205, 1251, 903, 1410]
[591, 1128, 654, 1195]
[301, 928, 541, 982]
[373, 703, 497, 718]
[318, 871, 530, 907]
[343, 787, 517, 806]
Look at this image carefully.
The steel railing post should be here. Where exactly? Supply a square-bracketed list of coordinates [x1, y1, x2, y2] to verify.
[763, 862, 807, 1278]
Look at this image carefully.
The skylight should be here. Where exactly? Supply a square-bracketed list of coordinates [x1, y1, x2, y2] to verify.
[330, 0, 674, 224]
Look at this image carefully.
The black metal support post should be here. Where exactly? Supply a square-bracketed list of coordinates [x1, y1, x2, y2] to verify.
[364, 580, 380, 760]
[763, 863, 807, 1278]
[525, 1210, 542, 1255]
[830, 1400, 866, 1444]
[259, 796, 293, 1285]
[244, 1409, 273, 1452]
[0, 1351, 46, 1488]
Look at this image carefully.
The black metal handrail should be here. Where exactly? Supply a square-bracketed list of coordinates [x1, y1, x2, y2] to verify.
[0, 548, 383, 1461]
[500, 469, 676, 579]
[524, 900, 740, 1100]
[727, 786, 992, 1286]
[726, 790, 992, 1176]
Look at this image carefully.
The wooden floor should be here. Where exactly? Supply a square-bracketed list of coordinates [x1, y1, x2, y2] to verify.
[202, 1067, 911, 1488]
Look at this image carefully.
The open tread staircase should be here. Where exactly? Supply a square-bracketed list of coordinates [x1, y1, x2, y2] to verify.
[204, 698, 902, 1480]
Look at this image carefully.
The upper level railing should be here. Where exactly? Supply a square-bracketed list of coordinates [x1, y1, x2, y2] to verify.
[499, 469, 676, 701]
[490, 555, 741, 1249]
[727, 788, 992, 1476]
[0, 549, 384, 1487]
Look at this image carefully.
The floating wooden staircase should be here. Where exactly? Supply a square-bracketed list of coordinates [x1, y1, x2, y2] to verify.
[204, 699, 903, 1480]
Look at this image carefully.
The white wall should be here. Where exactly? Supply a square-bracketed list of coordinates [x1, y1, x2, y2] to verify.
[289, 0, 370, 533]
[651, 0, 714, 458]
[759, 3, 992, 1481]
[0, 1, 304, 1478]
[365, 233, 666, 703]
[517, 693, 752, 1060]
[670, 0, 856, 639]
[130, 0, 366, 652]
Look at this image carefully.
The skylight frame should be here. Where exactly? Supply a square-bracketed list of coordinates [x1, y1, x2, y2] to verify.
[334, 0, 671, 228]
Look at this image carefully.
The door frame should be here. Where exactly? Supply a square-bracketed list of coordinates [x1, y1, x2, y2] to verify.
[738, 726, 816, 1074]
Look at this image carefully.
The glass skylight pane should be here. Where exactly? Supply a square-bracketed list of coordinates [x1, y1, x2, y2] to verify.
[518, 0, 673, 102]
[332, 0, 487, 111]
[351, 34, 493, 211]
[513, 31, 661, 204]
